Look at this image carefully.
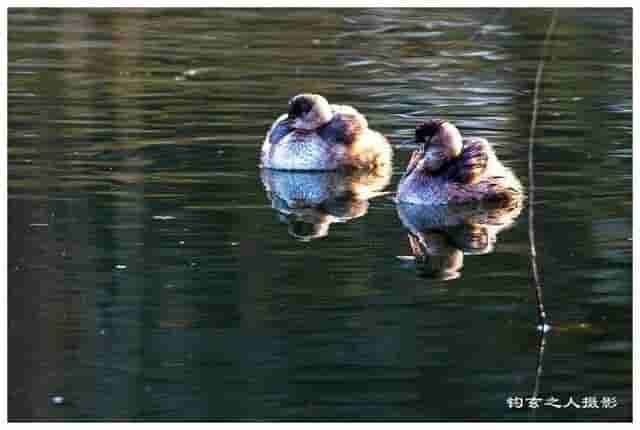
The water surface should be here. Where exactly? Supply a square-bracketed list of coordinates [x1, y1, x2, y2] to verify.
[8, 8, 632, 421]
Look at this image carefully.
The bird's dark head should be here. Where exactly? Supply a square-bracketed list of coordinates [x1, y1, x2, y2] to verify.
[401, 119, 463, 178]
[415, 119, 447, 145]
[287, 93, 333, 131]
[288, 95, 314, 121]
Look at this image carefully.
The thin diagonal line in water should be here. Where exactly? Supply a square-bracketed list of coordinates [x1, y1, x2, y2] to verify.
[528, 9, 557, 330]
[528, 328, 548, 420]
[527, 14, 558, 417]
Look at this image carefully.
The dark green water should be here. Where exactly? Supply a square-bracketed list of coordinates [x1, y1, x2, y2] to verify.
[7, 8, 632, 421]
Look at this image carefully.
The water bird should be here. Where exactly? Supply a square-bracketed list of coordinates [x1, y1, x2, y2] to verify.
[397, 119, 523, 205]
[261, 94, 393, 171]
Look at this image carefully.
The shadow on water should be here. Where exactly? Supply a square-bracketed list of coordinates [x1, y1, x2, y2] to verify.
[7, 8, 632, 421]
[397, 199, 523, 280]
[260, 167, 392, 242]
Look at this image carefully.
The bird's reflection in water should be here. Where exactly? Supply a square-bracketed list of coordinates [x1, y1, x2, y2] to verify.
[260, 166, 392, 241]
[397, 198, 523, 280]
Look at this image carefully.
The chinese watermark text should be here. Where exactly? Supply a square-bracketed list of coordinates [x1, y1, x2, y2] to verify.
[506, 396, 617, 409]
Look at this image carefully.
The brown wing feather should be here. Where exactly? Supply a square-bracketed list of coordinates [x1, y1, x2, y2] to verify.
[317, 105, 368, 146]
[450, 138, 490, 184]
[448, 176, 521, 205]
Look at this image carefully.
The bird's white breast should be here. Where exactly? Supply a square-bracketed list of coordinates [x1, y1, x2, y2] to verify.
[264, 132, 338, 170]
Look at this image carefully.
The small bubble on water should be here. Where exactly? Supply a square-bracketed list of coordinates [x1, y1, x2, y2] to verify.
[115, 264, 127, 270]
[50, 395, 65, 405]
[179, 241, 185, 245]
[231, 242, 240, 246]
[152, 215, 176, 221]
[184, 68, 199, 77]
[396, 255, 416, 262]
[537, 323, 552, 333]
